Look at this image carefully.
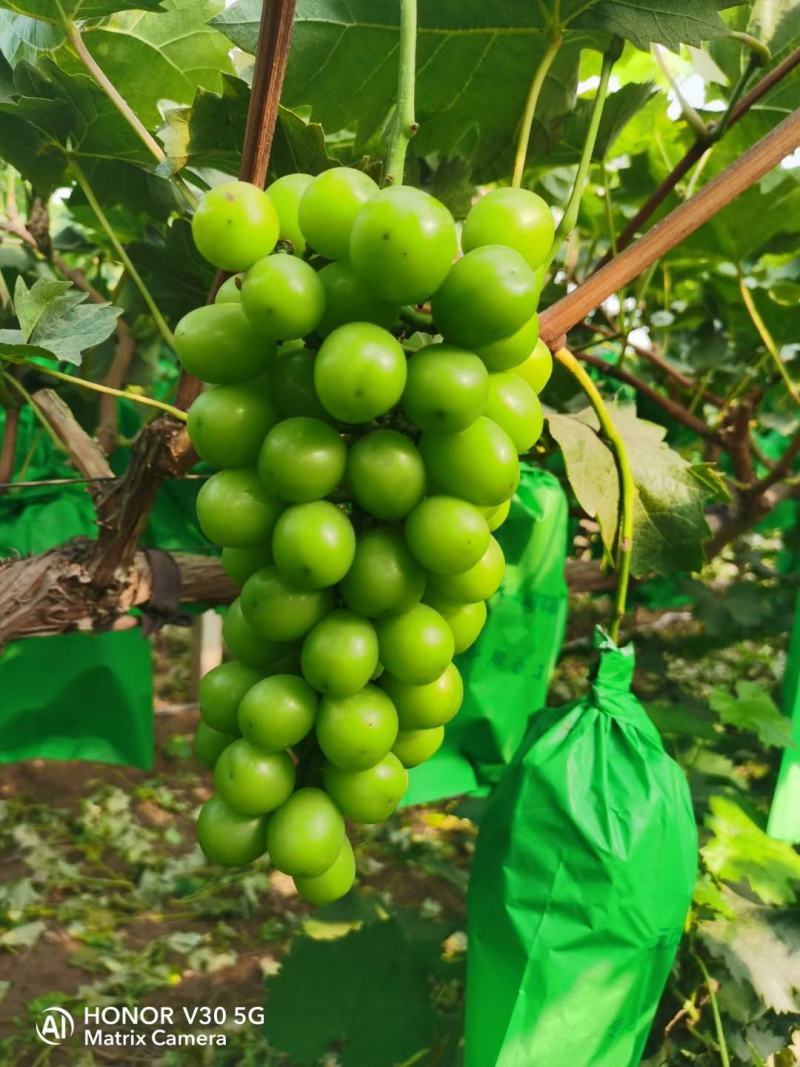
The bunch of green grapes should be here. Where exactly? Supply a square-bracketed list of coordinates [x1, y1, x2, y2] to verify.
[177, 170, 554, 905]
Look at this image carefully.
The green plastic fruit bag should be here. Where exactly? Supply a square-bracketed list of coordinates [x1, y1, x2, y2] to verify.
[403, 465, 568, 805]
[0, 630, 153, 768]
[465, 630, 697, 1067]
[767, 588, 800, 842]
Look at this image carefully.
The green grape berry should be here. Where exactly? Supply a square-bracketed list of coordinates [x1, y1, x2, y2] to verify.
[238, 674, 318, 751]
[240, 566, 334, 641]
[461, 187, 554, 270]
[485, 372, 544, 453]
[194, 721, 237, 770]
[404, 495, 490, 576]
[196, 794, 268, 867]
[192, 181, 279, 272]
[215, 275, 242, 304]
[196, 469, 283, 548]
[347, 430, 425, 520]
[376, 603, 454, 685]
[423, 591, 487, 654]
[188, 384, 278, 469]
[349, 186, 457, 304]
[199, 660, 263, 734]
[175, 304, 273, 385]
[214, 739, 295, 816]
[221, 545, 274, 588]
[420, 416, 519, 507]
[266, 787, 345, 877]
[294, 836, 356, 905]
[241, 254, 325, 340]
[432, 245, 539, 349]
[428, 536, 505, 603]
[316, 684, 399, 770]
[316, 261, 399, 337]
[475, 313, 540, 372]
[222, 598, 297, 670]
[340, 527, 426, 618]
[315, 323, 407, 423]
[301, 610, 379, 697]
[299, 167, 378, 260]
[392, 726, 445, 768]
[322, 753, 408, 823]
[513, 337, 553, 395]
[402, 344, 488, 432]
[269, 344, 328, 420]
[272, 502, 355, 590]
[267, 172, 313, 253]
[258, 417, 346, 503]
[381, 663, 464, 729]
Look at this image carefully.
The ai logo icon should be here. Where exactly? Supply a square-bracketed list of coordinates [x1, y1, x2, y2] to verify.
[35, 1006, 75, 1045]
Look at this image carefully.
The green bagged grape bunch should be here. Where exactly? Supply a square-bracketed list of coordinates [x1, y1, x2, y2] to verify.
[178, 172, 554, 905]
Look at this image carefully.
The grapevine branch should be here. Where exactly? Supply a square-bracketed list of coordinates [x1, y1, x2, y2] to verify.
[555, 347, 636, 642]
[595, 46, 800, 266]
[539, 108, 800, 345]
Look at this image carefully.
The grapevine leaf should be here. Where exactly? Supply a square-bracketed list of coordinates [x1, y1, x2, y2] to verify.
[0, 919, 45, 948]
[701, 796, 800, 906]
[213, 0, 586, 181]
[611, 405, 711, 577]
[57, 0, 235, 127]
[748, 0, 800, 61]
[160, 74, 335, 178]
[546, 411, 619, 556]
[571, 0, 728, 51]
[0, 11, 62, 67]
[264, 918, 433, 1066]
[127, 218, 214, 322]
[0, 276, 121, 366]
[709, 681, 794, 749]
[699, 886, 800, 1013]
[548, 81, 656, 165]
[0, 1, 164, 21]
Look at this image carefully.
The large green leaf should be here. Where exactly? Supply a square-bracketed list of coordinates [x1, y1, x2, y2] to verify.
[58, 0, 234, 127]
[570, 0, 728, 51]
[159, 73, 335, 178]
[0, 1, 164, 21]
[549, 403, 712, 576]
[213, 0, 587, 180]
[547, 410, 620, 555]
[699, 886, 800, 1013]
[709, 680, 795, 748]
[702, 796, 800, 906]
[0, 11, 62, 66]
[264, 918, 433, 1066]
[0, 275, 120, 366]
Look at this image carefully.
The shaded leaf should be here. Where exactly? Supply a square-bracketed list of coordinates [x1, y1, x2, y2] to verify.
[546, 410, 619, 555]
[213, 0, 586, 181]
[0, 919, 45, 948]
[699, 886, 800, 1013]
[0, 10, 62, 66]
[572, 0, 728, 51]
[264, 918, 433, 1066]
[709, 681, 794, 749]
[612, 405, 711, 576]
[702, 796, 800, 905]
[0, 276, 120, 366]
[61, 0, 234, 128]
[0, 1, 164, 21]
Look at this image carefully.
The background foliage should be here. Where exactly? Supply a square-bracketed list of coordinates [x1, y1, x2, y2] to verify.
[0, 0, 798, 1063]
